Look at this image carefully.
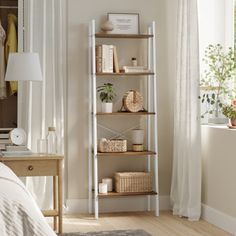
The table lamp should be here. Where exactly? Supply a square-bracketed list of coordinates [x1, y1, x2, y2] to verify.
[5, 52, 43, 152]
[5, 52, 43, 82]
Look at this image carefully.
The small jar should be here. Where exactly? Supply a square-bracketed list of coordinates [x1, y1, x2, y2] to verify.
[47, 127, 57, 154]
[131, 57, 137, 66]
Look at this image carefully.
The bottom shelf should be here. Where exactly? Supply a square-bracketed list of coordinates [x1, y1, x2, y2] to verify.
[98, 191, 157, 198]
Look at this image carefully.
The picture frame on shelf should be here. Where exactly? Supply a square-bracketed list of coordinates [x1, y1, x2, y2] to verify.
[107, 13, 140, 34]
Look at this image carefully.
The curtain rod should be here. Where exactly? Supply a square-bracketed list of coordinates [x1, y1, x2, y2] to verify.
[0, 6, 18, 9]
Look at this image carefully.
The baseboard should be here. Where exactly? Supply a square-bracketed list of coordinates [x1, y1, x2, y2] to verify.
[201, 204, 236, 235]
[65, 195, 171, 214]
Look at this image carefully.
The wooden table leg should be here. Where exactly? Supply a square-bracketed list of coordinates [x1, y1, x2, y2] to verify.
[58, 159, 63, 234]
[53, 176, 58, 232]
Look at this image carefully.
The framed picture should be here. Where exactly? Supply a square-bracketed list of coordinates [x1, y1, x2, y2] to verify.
[107, 13, 140, 34]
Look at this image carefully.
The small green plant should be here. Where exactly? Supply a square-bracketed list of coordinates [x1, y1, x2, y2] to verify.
[222, 100, 236, 119]
[97, 83, 116, 103]
[200, 44, 236, 118]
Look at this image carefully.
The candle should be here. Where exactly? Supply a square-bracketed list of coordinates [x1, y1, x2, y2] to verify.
[102, 178, 113, 192]
[99, 183, 108, 194]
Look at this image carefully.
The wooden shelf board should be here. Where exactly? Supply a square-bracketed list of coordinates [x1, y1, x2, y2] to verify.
[95, 33, 154, 39]
[98, 191, 157, 198]
[97, 111, 155, 116]
[96, 72, 154, 76]
[42, 210, 58, 217]
[97, 151, 156, 156]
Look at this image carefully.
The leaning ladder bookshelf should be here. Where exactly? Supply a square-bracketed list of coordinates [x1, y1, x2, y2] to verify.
[88, 19, 159, 219]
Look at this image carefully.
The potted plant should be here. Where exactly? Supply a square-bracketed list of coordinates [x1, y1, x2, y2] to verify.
[222, 100, 236, 127]
[200, 44, 236, 123]
[97, 83, 116, 113]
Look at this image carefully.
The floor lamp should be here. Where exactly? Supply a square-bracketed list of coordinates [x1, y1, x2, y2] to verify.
[5, 52, 43, 150]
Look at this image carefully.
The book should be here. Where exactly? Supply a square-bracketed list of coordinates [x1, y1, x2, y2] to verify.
[96, 44, 114, 73]
[2, 150, 33, 156]
[6, 145, 29, 151]
[96, 45, 102, 72]
[122, 66, 151, 73]
[0, 139, 11, 144]
[113, 46, 119, 73]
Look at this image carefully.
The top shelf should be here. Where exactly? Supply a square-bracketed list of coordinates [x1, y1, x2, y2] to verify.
[95, 33, 154, 39]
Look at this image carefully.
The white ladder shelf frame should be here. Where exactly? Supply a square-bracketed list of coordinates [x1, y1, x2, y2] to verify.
[89, 20, 159, 218]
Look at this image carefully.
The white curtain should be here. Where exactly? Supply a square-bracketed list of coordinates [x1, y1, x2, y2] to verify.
[18, 0, 66, 209]
[170, 0, 201, 220]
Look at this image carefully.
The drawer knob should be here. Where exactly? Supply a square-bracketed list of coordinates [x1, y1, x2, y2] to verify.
[28, 165, 34, 171]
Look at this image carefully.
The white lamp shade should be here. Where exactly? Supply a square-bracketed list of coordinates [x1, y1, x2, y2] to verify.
[5, 53, 43, 81]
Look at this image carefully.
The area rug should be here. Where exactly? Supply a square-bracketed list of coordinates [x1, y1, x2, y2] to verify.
[63, 229, 152, 236]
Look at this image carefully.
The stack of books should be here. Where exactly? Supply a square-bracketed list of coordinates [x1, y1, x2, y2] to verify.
[2, 145, 32, 156]
[0, 128, 12, 150]
[96, 44, 119, 73]
[122, 66, 151, 73]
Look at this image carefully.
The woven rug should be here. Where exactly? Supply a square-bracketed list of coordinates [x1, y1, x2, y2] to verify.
[63, 229, 152, 236]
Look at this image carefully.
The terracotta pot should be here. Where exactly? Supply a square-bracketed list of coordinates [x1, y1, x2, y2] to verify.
[230, 118, 236, 126]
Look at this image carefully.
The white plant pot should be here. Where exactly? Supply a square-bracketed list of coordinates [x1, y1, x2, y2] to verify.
[101, 102, 113, 113]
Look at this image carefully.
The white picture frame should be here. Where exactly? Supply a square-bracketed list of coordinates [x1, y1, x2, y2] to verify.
[107, 13, 140, 35]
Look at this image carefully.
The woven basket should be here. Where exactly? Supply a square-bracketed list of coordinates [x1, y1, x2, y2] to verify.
[123, 90, 143, 112]
[115, 172, 152, 193]
[99, 138, 127, 153]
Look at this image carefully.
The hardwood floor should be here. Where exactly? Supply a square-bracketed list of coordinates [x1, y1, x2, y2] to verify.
[62, 211, 232, 236]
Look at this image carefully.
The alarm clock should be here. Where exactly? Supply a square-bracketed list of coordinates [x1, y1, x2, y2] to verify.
[10, 128, 27, 146]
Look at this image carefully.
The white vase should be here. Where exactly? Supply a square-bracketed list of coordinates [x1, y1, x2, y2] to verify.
[101, 102, 113, 113]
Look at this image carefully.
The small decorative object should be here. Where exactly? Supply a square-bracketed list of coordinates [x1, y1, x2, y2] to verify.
[120, 90, 144, 112]
[102, 178, 113, 192]
[131, 129, 144, 144]
[99, 183, 108, 194]
[100, 20, 114, 33]
[222, 100, 236, 128]
[99, 138, 127, 153]
[10, 128, 27, 146]
[131, 129, 144, 152]
[47, 127, 57, 154]
[199, 44, 235, 124]
[97, 83, 116, 113]
[107, 13, 140, 34]
[115, 172, 152, 193]
[131, 57, 137, 66]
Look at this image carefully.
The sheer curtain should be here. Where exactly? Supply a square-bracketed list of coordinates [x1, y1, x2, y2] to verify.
[18, 0, 66, 209]
[170, 0, 201, 220]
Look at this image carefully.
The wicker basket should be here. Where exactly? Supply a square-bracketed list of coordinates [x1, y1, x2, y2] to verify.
[99, 138, 127, 153]
[115, 172, 152, 193]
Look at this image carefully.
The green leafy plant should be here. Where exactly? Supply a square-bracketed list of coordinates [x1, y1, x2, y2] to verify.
[222, 100, 236, 119]
[200, 44, 236, 118]
[97, 83, 116, 103]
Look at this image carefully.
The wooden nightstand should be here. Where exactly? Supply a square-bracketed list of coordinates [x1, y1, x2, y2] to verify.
[0, 154, 63, 234]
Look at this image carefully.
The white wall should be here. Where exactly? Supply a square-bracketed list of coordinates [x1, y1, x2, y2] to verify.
[201, 126, 236, 234]
[66, 0, 177, 212]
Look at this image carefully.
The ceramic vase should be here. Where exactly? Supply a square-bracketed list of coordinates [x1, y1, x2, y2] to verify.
[100, 20, 114, 33]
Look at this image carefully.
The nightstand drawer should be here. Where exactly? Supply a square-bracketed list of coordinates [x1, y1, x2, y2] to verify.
[3, 159, 58, 176]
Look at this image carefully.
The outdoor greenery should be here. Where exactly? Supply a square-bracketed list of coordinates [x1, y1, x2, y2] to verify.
[200, 44, 236, 118]
[97, 83, 116, 103]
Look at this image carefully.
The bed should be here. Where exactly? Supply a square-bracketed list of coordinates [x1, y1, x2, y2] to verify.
[0, 162, 56, 236]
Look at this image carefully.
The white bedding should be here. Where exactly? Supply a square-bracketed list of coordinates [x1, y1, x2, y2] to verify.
[0, 162, 56, 236]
